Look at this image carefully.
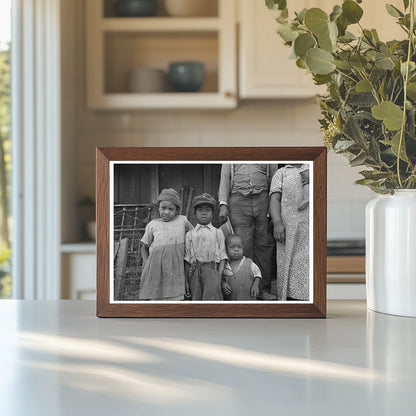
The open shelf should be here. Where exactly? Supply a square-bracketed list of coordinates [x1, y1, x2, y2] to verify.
[86, 0, 236, 109]
[104, 31, 218, 94]
[101, 17, 221, 31]
[104, 0, 219, 18]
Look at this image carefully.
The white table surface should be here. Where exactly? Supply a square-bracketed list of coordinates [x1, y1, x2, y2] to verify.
[0, 300, 415, 416]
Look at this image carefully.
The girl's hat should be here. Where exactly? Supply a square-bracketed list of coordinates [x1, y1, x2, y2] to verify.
[157, 188, 181, 208]
[192, 193, 216, 209]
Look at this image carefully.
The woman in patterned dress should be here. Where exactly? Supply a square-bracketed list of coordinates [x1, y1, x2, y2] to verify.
[269, 165, 309, 301]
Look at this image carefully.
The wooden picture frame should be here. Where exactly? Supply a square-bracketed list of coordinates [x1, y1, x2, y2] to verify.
[96, 147, 327, 318]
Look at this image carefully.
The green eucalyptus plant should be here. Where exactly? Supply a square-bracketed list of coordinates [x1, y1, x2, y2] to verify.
[266, 0, 416, 193]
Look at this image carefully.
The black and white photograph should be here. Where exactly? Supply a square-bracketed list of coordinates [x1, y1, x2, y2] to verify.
[110, 161, 313, 304]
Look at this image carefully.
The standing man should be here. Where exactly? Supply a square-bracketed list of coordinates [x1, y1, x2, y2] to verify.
[218, 164, 277, 300]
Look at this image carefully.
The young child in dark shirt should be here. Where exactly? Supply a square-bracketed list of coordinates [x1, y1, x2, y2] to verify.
[221, 234, 262, 301]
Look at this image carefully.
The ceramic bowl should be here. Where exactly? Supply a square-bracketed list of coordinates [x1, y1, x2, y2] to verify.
[164, 0, 217, 17]
[128, 68, 167, 93]
[168, 62, 205, 92]
[114, 0, 158, 17]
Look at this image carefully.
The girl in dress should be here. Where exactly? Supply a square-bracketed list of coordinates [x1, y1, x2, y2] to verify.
[139, 188, 193, 301]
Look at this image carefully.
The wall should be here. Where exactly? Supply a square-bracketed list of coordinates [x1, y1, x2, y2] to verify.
[61, 0, 374, 243]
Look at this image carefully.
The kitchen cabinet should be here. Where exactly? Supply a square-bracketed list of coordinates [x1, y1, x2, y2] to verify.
[60, 250, 365, 300]
[238, 0, 326, 99]
[86, 0, 237, 109]
[327, 255, 366, 300]
[61, 244, 96, 300]
[238, 0, 404, 99]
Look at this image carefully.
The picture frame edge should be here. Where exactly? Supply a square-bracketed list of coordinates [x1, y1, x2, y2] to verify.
[96, 146, 327, 318]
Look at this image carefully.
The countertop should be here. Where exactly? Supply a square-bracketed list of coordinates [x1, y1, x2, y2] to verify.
[0, 300, 415, 415]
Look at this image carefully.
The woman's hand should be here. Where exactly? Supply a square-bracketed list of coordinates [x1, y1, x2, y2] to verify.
[273, 221, 285, 243]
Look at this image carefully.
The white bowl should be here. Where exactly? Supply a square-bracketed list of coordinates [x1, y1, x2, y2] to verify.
[164, 0, 217, 17]
[128, 68, 167, 93]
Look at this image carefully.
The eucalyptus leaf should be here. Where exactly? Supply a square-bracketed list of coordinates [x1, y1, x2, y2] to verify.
[329, 81, 341, 100]
[363, 29, 376, 46]
[388, 132, 409, 162]
[294, 33, 316, 58]
[336, 15, 348, 36]
[333, 60, 352, 70]
[342, 0, 363, 24]
[378, 78, 386, 100]
[334, 140, 355, 151]
[380, 44, 393, 55]
[350, 54, 368, 70]
[343, 115, 366, 147]
[313, 74, 332, 85]
[375, 55, 395, 70]
[339, 31, 356, 43]
[355, 178, 378, 186]
[360, 179, 394, 194]
[277, 23, 299, 43]
[318, 27, 334, 52]
[399, 14, 411, 29]
[369, 136, 382, 163]
[296, 57, 308, 69]
[330, 5, 342, 22]
[360, 170, 391, 180]
[356, 79, 372, 92]
[409, 109, 416, 137]
[328, 21, 338, 45]
[357, 179, 396, 193]
[385, 4, 404, 18]
[350, 152, 368, 166]
[296, 8, 307, 23]
[371, 29, 380, 42]
[401, 61, 416, 76]
[347, 92, 378, 108]
[407, 82, 416, 99]
[304, 8, 329, 35]
[306, 48, 336, 75]
[372, 101, 404, 131]
[370, 68, 385, 85]
[266, 0, 287, 11]
[276, 15, 288, 24]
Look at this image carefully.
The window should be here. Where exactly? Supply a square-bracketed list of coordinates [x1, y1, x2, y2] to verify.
[0, 0, 11, 298]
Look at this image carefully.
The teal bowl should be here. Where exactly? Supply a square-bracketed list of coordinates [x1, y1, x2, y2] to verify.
[168, 62, 205, 92]
[114, 0, 157, 17]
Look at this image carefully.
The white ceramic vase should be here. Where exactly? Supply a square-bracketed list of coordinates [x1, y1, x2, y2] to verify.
[366, 189, 416, 317]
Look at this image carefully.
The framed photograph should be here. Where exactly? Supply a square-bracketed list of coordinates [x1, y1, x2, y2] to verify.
[96, 147, 327, 318]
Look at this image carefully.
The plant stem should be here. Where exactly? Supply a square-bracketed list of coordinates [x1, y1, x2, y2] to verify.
[334, 68, 358, 84]
[358, 69, 381, 104]
[397, 0, 415, 188]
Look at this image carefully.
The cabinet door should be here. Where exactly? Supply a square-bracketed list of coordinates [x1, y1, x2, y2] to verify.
[62, 253, 96, 300]
[86, 0, 237, 109]
[239, 0, 404, 99]
[239, 0, 326, 99]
